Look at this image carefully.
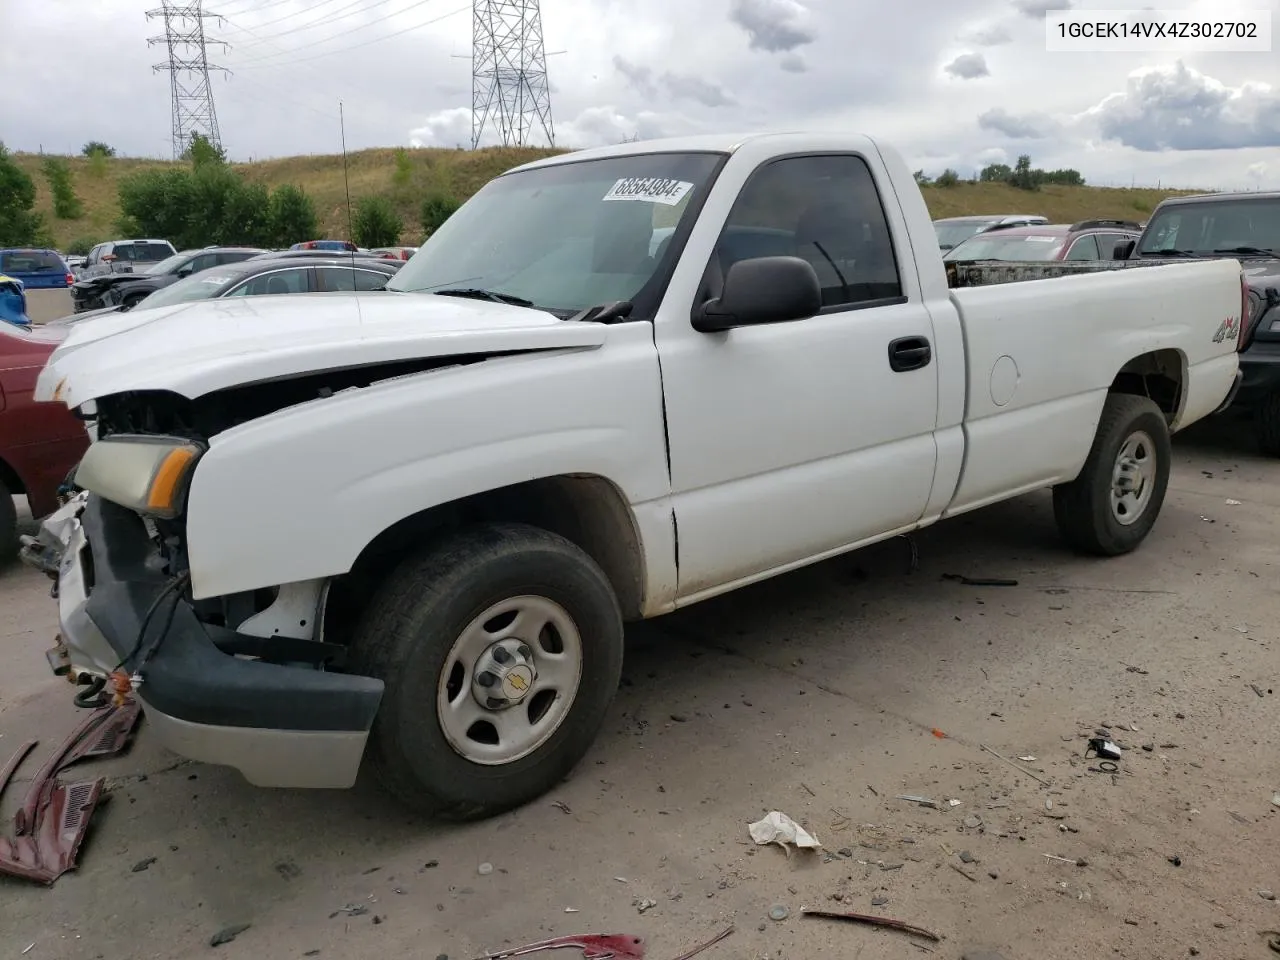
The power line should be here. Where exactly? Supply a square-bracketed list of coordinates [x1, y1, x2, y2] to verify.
[218, 11, 367, 90]
[147, 1, 229, 159]
[224, 0, 354, 37]
[232, 0, 397, 50]
[230, 2, 467, 69]
[471, 0, 554, 149]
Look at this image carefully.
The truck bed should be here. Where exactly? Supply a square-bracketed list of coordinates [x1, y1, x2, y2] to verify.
[945, 257, 1191, 288]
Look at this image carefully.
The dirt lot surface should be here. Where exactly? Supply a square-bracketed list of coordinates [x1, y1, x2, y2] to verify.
[2, 419, 1278, 960]
[24, 289, 73, 324]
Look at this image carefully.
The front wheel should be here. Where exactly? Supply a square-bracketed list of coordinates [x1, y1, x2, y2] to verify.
[349, 522, 624, 821]
[1052, 393, 1172, 556]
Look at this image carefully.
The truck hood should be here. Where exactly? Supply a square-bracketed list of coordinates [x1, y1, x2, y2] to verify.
[36, 290, 607, 407]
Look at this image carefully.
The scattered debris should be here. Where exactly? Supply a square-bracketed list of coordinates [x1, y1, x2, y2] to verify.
[800, 782, 816, 797]
[871, 896, 889, 907]
[478, 863, 494, 876]
[1017, 756, 1037, 763]
[1225, 499, 1242, 505]
[1260, 890, 1277, 901]
[21, 946, 34, 956]
[131, 856, 157, 873]
[1124, 919, 1139, 926]
[1251, 684, 1266, 698]
[1086, 738, 1122, 761]
[946, 798, 963, 807]
[0, 700, 143, 885]
[1167, 855, 1182, 867]
[634, 898, 657, 914]
[1124, 664, 1150, 675]
[747, 811, 821, 854]
[932, 728, 948, 739]
[837, 846, 854, 859]
[1043, 854, 1088, 867]
[943, 574, 1018, 587]
[424, 860, 439, 869]
[330, 904, 369, 919]
[551, 801, 572, 815]
[959, 850, 976, 864]
[950, 863, 978, 882]
[275, 860, 301, 880]
[669, 714, 689, 723]
[468, 934, 647, 960]
[896, 795, 938, 809]
[802, 909, 942, 943]
[667, 926, 735, 960]
[1272, 793, 1280, 809]
[768, 905, 790, 922]
[963, 815, 983, 829]
[209, 924, 251, 947]
[980, 744, 1052, 786]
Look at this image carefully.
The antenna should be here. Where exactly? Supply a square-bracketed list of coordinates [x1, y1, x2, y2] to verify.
[146, 0, 229, 159]
[470, 0, 555, 149]
[339, 99, 357, 286]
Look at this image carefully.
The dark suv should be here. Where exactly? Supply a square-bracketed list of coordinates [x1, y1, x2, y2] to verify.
[1122, 192, 1280, 453]
[71, 246, 268, 312]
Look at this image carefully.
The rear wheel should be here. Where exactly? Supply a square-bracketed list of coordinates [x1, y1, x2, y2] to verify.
[0, 475, 18, 566]
[1254, 390, 1280, 457]
[348, 522, 624, 821]
[1053, 393, 1171, 556]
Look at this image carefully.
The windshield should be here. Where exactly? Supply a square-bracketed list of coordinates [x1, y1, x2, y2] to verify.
[1, 250, 65, 273]
[114, 242, 175, 262]
[1137, 198, 1280, 257]
[387, 151, 724, 315]
[132, 269, 238, 309]
[144, 252, 192, 276]
[934, 221, 993, 249]
[944, 233, 1065, 261]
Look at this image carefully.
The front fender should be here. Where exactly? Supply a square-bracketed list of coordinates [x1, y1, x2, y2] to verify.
[183, 326, 670, 600]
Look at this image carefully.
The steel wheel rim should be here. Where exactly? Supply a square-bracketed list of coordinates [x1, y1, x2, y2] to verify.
[436, 594, 583, 766]
[1109, 429, 1156, 526]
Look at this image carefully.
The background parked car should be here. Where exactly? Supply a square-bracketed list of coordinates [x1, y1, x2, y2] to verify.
[933, 214, 1049, 251]
[48, 256, 404, 326]
[0, 322, 89, 562]
[63, 254, 87, 274]
[0, 275, 29, 328]
[79, 239, 178, 279]
[942, 219, 1143, 262]
[0, 249, 74, 291]
[371, 246, 419, 260]
[71, 245, 268, 312]
[289, 239, 358, 252]
[248, 248, 400, 263]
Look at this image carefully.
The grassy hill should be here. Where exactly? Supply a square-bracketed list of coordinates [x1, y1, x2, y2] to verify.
[13, 147, 1205, 252]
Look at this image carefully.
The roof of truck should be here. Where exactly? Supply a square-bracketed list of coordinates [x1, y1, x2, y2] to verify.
[1157, 190, 1280, 205]
[507, 131, 827, 173]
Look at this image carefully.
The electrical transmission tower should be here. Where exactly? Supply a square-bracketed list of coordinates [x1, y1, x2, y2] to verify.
[146, 1, 229, 159]
[471, 0, 555, 149]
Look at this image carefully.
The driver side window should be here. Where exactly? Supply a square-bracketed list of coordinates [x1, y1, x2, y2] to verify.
[710, 155, 904, 310]
[224, 268, 310, 297]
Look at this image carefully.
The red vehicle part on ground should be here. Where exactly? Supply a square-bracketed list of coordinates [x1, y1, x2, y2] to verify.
[0, 323, 89, 559]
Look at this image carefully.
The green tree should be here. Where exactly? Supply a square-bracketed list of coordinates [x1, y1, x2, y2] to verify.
[421, 191, 460, 235]
[912, 169, 933, 186]
[0, 143, 46, 246]
[978, 162, 1012, 183]
[81, 141, 115, 158]
[267, 184, 318, 246]
[1009, 154, 1038, 191]
[117, 167, 197, 246]
[42, 156, 84, 219]
[218, 180, 274, 247]
[184, 133, 227, 170]
[352, 195, 402, 247]
[66, 237, 99, 256]
[392, 147, 413, 187]
[935, 168, 960, 188]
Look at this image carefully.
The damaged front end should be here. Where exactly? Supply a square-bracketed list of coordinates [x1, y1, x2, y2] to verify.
[19, 390, 386, 790]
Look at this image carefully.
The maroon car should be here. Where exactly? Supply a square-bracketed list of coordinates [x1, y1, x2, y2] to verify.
[0, 323, 89, 562]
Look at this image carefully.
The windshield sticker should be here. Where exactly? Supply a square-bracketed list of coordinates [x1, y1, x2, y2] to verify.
[201, 275, 232, 285]
[602, 177, 694, 206]
[1024, 236, 1059, 242]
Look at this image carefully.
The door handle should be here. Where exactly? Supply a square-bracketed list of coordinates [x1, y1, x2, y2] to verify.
[887, 336, 932, 373]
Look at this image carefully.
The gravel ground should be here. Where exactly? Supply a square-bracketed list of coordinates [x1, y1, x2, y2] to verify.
[1, 417, 1277, 960]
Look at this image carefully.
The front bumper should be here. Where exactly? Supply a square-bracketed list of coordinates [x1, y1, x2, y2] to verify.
[20, 495, 384, 789]
[1233, 339, 1280, 411]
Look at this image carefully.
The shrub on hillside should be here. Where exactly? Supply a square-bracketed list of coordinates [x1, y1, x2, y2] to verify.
[66, 237, 98, 256]
[935, 168, 960, 188]
[82, 141, 115, 158]
[392, 148, 413, 187]
[0, 143, 47, 246]
[268, 184, 319, 246]
[42, 157, 84, 219]
[421, 191, 460, 235]
[352, 196, 403, 248]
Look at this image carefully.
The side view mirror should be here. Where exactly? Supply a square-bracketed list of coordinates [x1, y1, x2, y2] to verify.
[176, 265, 193, 277]
[693, 256, 822, 333]
[1113, 239, 1136, 260]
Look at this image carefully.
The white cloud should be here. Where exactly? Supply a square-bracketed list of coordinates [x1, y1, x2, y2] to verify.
[978, 107, 1057, 138]
[727, 0, 815, 53]
[944, 53, 990, 80]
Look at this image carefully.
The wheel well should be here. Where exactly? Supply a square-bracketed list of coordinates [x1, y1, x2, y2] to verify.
[1109, 349, 1185, 421]
[324, 475, 646, 642]
[0, 456, 25, 496]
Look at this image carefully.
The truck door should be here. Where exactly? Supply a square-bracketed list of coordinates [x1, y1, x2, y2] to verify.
[655, 151, 941, 601]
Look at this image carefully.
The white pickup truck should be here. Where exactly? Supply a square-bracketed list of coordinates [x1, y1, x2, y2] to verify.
[25, 132, 1246, 821]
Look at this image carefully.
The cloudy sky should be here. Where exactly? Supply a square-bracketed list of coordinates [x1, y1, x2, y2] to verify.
[3, 0, 1278, 189]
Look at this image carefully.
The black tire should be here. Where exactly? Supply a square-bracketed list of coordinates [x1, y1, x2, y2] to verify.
[1255, 391, 1280, 457]
[1052, 393, 1171, 556]
[0, 475, 17, 567]
[348, 522, 624, 821]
